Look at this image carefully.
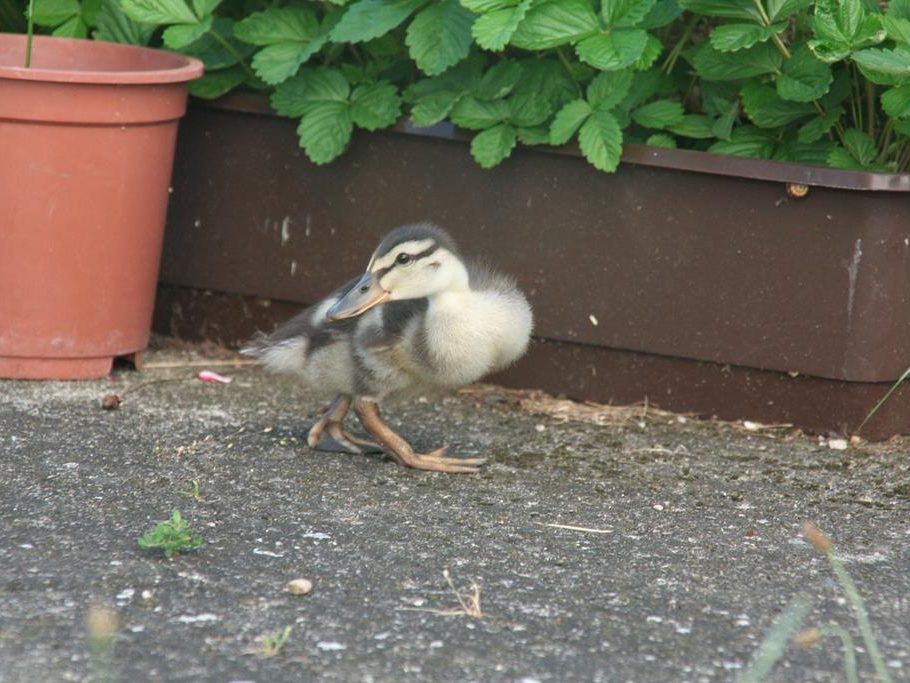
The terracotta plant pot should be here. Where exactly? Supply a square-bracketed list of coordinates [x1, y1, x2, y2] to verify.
[0, 34, 202, 379]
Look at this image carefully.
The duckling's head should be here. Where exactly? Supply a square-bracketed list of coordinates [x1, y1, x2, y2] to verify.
[327, 223, 467, 320]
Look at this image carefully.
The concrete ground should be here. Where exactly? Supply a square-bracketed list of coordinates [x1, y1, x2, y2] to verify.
[0, 343, 908, 682]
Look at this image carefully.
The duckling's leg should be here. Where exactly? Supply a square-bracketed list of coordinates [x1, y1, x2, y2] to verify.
[308, 394, 383, 455]
[352, 398, 487, 474]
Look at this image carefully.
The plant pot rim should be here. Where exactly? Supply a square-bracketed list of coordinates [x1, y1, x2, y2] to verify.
[196, 91, 910, 193]
[0, 34, 203, 85]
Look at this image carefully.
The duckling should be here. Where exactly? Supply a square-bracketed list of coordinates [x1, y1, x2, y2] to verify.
[242, 223, 533, 473]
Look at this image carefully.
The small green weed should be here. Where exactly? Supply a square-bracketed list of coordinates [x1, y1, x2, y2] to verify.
[251, 626, 293, 657]
[137, 510, 203, 558]
[180, 479, 205, 502]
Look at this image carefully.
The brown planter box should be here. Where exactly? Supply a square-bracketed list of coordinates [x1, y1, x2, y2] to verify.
[157, 94, 910, 438]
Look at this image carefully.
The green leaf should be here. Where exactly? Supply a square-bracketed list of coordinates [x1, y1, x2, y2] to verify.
[350, 81, 401, 130]
[639, 0, 683, 29]
[471, 123, 517, 168]
[450, 96, 510, 128]
[843, 127, 876, 165]
[509, 0, 599, 49]
[741, 81, 814, 127]
[549, 99, 593, 144]
[517, 125, 551, 144]
[712, 99, 739, 139]
[827, 146, 867, 169]
[851, 46, 910, 76]
[251, 39, 326, 86]
[271, 67, 350, 117]
[766, 0, 812, 22]
[234, 7, 328, 85]
[52, 15, 87, 37]
[404, 56, 483, 125]
[602, 0, 657, 28]
[774, 139, 836, 165]
[297, 102, 353, 165]
[471, 0, 532, 50]
[777, 44, 833, 102]
[512, 59, 579, 109]
[179, 17, 255, 70]
[678, 0, 761, 21]
[576, 29, 649, 71]
[633, 33, 663, 70]
[234, 7, 319, 46]
[586, 69, 634, 110]
[188, 67, 246, 99]
[82, 0, 104, 25]
[475, 60, 523, 99]
[668, 114, 716, 138]
[120, 0, 197, 24]
[578, 109, 623, 171]
[690, 40, 784, 80]
[709, 23, 787, 52]
[32, 0, 79, 26]
[882, 84, 910, 118]
[460, 0, 513, 12]
[163, 17, 211, 49]
[632, 99, 684, 128]
[890, 0, 910, 22]
[406, 0, 474, 76]
[883, 15, 910, 45]
[708, 126, 776, 158]
[796, 105, 844, 142]
[645, 133, 677, 148]
[507, 93, 551, 126]
[807, 40, 851, 63]
[330, 0, 424, 44]
[95, 0, 155, 45]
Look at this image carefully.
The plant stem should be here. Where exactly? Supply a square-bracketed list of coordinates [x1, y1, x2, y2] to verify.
[661, 14, 698, 75]
[866, 79, 876, 139]
[207, 28, 255, 80]
[25, 0, 35, 68]
[857, 363, 910, 433]
[819, 625, 859, 683]
[876, 118, 894, 165]
[555, 47, 576, 80]
[751, 0, 791, 59]
[824, 548, 894, 683]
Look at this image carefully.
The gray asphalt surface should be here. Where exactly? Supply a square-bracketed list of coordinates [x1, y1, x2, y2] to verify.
[0, 345, 908, 682]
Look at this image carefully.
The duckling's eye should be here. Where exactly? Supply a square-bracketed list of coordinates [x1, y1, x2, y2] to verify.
[395, 253, 412, 266]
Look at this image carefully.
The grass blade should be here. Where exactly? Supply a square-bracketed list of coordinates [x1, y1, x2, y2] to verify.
[736, 596, 813, 683]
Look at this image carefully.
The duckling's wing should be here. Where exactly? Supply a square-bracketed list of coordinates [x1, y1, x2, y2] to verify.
[241, 276, 360, 363]
[356, 299, 428, 350]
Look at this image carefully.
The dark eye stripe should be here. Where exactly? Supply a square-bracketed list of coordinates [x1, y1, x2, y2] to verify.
[379, 244, 439, 276]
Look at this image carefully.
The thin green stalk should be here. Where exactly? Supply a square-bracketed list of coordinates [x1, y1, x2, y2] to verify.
[824, 550, 894, 683]
[555, 47, 576, 80]
[866, 80, 876, 139]
[876, 118, 895, 165]
[751, 0, 792, 58]
[25, 0, 35, 67]
[661, 14, 698, 74]
[207, 28, 255, 80]
[857, 363, 910, 433]
[820, 624, 859, 683]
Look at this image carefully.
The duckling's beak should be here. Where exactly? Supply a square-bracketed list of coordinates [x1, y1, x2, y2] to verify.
[326, 272, 391, 320]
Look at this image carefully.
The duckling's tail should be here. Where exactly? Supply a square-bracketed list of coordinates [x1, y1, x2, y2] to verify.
[240, 332, 309, 374]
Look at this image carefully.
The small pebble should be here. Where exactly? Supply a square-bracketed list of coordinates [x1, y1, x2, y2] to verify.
[827, 438, 848, 451]
[534, 424, 545, 432]
[101, 394, 121, 410]
[286, 578, 313, 596]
